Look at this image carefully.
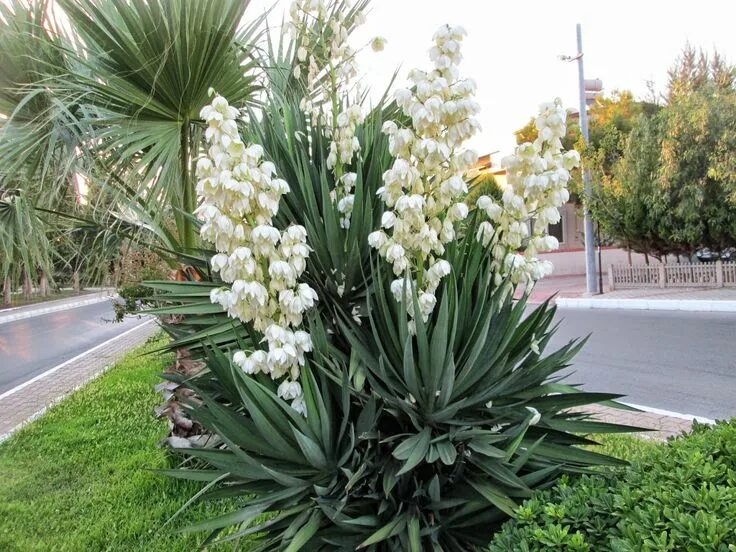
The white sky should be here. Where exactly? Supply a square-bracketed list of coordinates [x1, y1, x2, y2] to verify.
[256, 0, 736, 156]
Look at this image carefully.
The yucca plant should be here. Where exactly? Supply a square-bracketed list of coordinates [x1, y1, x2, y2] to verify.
[149, 1, 637, 549]
[162, 239, 636, 550]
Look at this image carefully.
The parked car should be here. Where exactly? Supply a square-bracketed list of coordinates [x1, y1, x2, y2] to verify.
[695, 247, 736, 262]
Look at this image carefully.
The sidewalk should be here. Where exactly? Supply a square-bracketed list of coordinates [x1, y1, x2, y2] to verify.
[524, 274, 736, 312]
[557, 286, 736, 311]
[0, 289, 116, 325]
[584, 403, 713, 441]
[519, 274, 590, 304]
[0, 319, 158, 441]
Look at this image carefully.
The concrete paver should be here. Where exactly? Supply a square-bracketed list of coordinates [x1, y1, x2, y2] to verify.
[581, 403, 708, 441]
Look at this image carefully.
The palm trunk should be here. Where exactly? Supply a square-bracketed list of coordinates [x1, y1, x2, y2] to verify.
[179, 120, 197, 253]
[22, 269, 32, 300]
[73, 270, 81, 293]
[3, 275, 12, 307]
[39, 270, 49, 297]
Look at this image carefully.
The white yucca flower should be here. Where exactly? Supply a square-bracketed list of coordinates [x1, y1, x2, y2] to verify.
[197, 93, 319, 414]
[370, 24, 480, 324]
[288, 0, 372, 228]
[475, 98, 580, 287]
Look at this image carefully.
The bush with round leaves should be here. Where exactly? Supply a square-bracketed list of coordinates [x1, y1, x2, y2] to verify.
[489, 421, 736, 552]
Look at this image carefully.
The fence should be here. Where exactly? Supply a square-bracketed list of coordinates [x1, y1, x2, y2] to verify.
[608, 261, 736, 290]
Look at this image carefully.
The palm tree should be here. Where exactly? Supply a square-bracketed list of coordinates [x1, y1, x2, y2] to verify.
[0, 0, 81, 198]
[0, 188, 53, 305]
[0, 0, 80, 304]
[54, 0, 263, 254]
[2, 0, 264, 255]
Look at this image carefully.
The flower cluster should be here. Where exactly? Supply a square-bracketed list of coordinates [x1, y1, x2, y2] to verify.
[369, 25, 480, 322]
[475, 98, 580, 286]
[197, 93, 319, 415]
[288, 0, 380, 228]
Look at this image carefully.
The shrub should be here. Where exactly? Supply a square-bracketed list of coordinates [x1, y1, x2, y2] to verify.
[489, 421, 736, 551]
[152, 2, 633, 549]
[113, 246, 171, 322]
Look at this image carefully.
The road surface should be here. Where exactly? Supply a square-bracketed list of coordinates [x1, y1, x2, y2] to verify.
[548, 308, 736, 420]
[0, 300, 151, 395]
[1, 300, 734, 421]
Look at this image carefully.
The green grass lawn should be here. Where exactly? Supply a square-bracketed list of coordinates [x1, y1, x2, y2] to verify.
[0, 335, 241, 551]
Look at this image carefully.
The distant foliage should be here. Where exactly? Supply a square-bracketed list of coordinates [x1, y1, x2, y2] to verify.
[466, 172, 502, 206]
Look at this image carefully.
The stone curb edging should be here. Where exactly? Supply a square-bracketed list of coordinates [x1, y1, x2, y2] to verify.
[556, 297, 736, 312]
[0, 319, 158, 443]
[0, 290, 117, 325]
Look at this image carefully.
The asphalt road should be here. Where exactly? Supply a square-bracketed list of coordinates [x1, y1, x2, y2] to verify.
[1, 300, 734, 421]
[0, 300, 150, 395]
[548, 308, 736, 420]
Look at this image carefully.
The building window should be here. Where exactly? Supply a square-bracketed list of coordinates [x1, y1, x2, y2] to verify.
[548, 218, 564, 243]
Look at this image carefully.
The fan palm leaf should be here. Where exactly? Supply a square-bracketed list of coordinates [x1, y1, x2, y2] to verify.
[54, 0, 264, 252]
[0, 0, 83, 208]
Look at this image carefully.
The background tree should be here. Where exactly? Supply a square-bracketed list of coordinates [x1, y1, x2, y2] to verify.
[667, 43, 735, 103]
[658, 84, 736, 254]
[591, 114, 667, 260]
[466, 172, 502, 205]
[591, 46, 736, 259]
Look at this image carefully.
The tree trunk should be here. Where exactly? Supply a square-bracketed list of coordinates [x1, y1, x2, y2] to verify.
[157, 265, 208, 447]
[73, 270, 81, 293]
[3, 275, 11, 307]
[39, 270, 49, 297]
[179, 120, 197, 253]
[627, 246, 632, 266]
[644, 252, 650, 266]
[22, 269, 33, 300]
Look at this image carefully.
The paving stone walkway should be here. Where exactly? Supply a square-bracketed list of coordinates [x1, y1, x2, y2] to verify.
[583, 403, 707, 440]
[0, 319, 158, 441]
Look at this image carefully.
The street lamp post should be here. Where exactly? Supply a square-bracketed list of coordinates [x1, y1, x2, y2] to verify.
[561, 24, 600, 294]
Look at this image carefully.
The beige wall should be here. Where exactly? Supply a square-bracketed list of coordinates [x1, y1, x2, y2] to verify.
[559, 203, 583, 250]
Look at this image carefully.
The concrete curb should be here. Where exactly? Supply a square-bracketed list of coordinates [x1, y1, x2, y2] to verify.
[0, 290, 116, 325]
[556, 297, 736, 312]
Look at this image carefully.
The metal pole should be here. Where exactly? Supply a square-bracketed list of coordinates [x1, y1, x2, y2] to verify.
[576, 23, 599, 294]
[597, 222, 603, 293]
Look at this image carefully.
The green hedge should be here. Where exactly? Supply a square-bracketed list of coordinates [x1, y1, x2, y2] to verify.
[489, 421, 736, 551]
